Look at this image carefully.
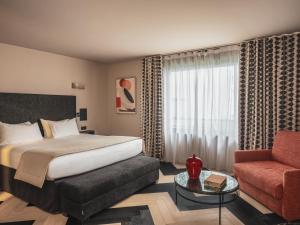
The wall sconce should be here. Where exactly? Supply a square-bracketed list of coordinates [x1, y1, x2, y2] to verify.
[72, 82, 85, 90]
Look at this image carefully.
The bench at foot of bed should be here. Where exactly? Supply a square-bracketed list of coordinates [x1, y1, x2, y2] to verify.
[59, 155, 160, 221]
[0, 155, 160, 222]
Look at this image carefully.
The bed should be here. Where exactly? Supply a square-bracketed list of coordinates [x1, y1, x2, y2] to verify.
[0, 92, 159, 221]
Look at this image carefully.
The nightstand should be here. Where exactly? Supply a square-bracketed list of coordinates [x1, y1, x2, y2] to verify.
[80, 130, 95, 134]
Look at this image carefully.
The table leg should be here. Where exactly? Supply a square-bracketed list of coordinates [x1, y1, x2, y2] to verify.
[219, 194, 222, 225]
[175, 184, 178, 205]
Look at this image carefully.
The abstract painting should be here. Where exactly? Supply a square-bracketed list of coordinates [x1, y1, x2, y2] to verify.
[116, 77, 136, 113]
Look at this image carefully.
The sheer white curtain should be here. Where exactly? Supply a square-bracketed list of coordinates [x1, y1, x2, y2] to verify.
[163, 47, 240, 172]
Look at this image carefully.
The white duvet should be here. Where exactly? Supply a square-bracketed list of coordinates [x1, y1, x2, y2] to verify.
[0, 134, 143, 181]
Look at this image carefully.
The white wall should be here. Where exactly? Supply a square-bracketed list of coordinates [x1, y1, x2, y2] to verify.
[0, 43, 108, 134]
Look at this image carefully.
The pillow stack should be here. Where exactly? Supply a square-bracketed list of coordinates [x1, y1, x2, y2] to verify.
[0, 118, 80, 146]
[0, 122, 43, 145]
[40, 118, 79, 138]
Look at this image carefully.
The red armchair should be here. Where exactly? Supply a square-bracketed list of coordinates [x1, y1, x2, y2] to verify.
[234, 131, 300, 221]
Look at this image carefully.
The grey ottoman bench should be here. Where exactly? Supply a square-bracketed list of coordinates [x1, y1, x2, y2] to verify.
[59, 155, 160, 221]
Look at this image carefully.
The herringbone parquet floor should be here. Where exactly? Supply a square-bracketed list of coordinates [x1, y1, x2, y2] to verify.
[0, 166, 280, 225]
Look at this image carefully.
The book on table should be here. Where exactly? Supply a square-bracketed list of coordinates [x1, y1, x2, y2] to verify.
[204, 174, 227, 191]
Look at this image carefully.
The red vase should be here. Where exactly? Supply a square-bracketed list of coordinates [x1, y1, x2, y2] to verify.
[186, 154, 203, 180]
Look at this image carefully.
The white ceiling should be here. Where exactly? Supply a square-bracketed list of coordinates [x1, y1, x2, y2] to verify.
[0, 0, 300, 63]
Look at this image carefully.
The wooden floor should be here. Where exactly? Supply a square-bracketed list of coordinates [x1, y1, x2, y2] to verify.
[0, 170, 272, 225]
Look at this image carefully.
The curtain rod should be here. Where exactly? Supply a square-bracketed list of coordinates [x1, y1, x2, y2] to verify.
[243, 31, 300, 42]
[163, 42, 240, 57]
[148, 32, 299, 58]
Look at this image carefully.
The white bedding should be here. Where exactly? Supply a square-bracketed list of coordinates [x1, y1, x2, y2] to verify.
[47, 138, 142, 180]
[0, 136, 143, 180]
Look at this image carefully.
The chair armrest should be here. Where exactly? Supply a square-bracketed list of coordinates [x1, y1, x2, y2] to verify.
[234, 150, 272, 163]
[282, 169, 300, 221]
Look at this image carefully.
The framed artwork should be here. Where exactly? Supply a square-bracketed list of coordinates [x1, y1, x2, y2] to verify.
[116, 77, 136, 113]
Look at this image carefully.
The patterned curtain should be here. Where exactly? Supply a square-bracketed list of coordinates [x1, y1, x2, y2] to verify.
[141, 55, 165, 158]
[239, 32, 300, 150]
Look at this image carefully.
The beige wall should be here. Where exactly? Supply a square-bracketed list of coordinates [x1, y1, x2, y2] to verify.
[104, 59, 143, 137]
[0, 43, 144, 136]
[0, 43, 107, 134]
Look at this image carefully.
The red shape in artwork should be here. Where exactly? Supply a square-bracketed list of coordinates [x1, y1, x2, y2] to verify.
[119, 79, 132, 89]
[116, 97, 121, 108]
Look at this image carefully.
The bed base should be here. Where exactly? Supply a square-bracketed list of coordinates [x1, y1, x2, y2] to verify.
[0, 155, 160, 221]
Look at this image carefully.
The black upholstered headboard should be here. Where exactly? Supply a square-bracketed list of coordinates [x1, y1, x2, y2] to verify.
[0, 92, 76, 124]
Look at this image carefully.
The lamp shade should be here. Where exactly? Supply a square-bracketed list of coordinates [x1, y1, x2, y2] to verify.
[79, 108, 87, 121]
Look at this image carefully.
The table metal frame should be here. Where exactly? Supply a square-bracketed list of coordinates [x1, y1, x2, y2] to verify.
[174, 182, 239, 225]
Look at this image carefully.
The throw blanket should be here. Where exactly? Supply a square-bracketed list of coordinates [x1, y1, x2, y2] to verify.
[14, 134, 139, 188]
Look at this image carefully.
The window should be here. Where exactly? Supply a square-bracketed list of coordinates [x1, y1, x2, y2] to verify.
[163, 48, 239, 171]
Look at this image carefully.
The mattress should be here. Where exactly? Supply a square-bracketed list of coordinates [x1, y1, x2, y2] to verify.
[0, 135, 143, 180]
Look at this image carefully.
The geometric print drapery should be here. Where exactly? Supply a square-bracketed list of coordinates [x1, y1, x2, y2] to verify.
[239, 32, 300, 150]
[141, 55, 165, 159]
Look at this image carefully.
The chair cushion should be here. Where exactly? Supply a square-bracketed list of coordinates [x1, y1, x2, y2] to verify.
[272, 131, 300, 169]
[234, 160, 295, 199]
[59, 155, 160, 203]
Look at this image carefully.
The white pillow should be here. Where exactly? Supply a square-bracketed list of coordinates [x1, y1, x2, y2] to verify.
[0, 122, 43, 145]
[49, 118, 79, 138]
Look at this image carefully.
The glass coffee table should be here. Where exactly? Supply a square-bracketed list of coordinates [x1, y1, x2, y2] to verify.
[174, 171, 239, 225]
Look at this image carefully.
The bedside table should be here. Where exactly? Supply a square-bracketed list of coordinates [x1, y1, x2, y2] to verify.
[80, 130, 95, 134]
